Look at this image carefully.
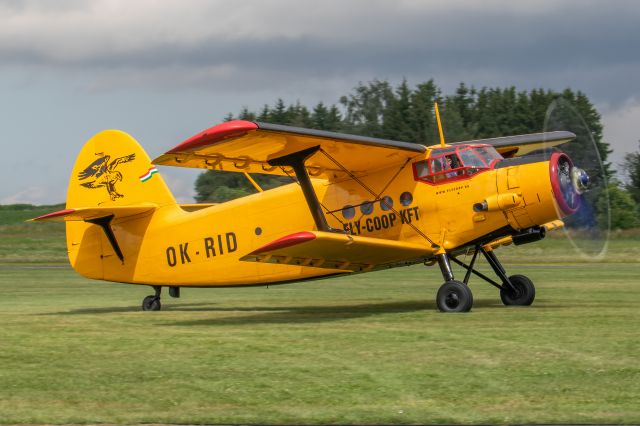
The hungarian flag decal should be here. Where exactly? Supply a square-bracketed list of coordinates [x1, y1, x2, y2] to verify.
[139, 167, 158, 182]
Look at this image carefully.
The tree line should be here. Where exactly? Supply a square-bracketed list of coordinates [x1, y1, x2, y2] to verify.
[196, 79, 640, 229]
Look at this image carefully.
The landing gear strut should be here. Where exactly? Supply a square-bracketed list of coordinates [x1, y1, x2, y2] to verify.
[434, 246, 535, 312]
[142, 286, 162, 311]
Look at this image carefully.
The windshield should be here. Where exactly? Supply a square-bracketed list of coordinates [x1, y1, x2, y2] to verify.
[458, 149, 487, 168]
[474, 145, 502, 165]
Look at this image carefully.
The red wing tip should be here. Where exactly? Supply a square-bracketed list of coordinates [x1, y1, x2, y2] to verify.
[32, 208, 75, 221]
[167, 120, 258, 154]
[250, 231, 317, 254]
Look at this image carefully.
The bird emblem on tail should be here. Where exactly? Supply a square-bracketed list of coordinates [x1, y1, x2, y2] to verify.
[78, 152, 136, 200]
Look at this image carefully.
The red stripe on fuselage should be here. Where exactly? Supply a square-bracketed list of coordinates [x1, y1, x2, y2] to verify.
[250, 232, 317, 255]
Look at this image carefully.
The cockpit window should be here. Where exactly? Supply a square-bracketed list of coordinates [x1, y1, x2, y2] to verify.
[415, 160, 430, 178]
[458, 149, 486, 168]
[413, 144, 503, 184]
[475, 146, 502, 166]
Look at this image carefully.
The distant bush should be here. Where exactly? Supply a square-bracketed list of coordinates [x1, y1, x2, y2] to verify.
[0, 203, 65, 211]
[0, 203, 65, 227]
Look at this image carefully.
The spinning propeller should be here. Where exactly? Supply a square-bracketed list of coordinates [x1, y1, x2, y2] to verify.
[542, 98, 611, 259]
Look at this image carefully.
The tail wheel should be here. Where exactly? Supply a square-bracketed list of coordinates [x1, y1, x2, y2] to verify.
[436, 280, 473, 312]
[500, 274, 535, 306]
[142, 295, 161, 311]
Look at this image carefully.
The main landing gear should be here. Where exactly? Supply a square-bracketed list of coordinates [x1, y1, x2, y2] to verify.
[141, 286, 181, 311]
[434, 246, 536, 312]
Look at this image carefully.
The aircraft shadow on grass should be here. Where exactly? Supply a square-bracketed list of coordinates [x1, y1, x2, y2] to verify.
[42, 299, 507, 325]
[170, 300, 434, 326]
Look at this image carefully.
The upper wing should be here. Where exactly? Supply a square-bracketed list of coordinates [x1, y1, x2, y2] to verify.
[452, 131, 576, 158]
[153, 120, 426, 179]
[240, 231, 435, 272]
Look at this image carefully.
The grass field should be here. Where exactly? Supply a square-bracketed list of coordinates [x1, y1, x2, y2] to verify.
[1, 205, 639, 424]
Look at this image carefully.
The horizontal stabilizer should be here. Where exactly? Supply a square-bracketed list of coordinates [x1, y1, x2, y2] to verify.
[30, 204, 157, 222]
[241, 231, 434, 272]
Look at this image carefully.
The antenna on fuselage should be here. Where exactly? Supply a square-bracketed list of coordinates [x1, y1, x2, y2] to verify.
[434, 102, 446, 147]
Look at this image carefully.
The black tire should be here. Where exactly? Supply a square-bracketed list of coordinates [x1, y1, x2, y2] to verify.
[500, 274, 535, 306]
[436, 280, 473, 312]
[142, 295, 161, 311]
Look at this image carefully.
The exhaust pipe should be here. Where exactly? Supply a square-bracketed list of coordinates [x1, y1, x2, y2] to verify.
[512, 226, 546, 246]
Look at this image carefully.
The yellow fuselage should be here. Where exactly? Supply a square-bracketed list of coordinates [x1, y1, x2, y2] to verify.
[67, 152, 561, 287]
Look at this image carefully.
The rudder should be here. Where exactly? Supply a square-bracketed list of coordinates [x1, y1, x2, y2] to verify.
[68, 129, 175, 207]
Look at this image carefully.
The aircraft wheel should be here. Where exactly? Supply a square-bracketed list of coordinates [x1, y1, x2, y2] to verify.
[436, 280, 473, 312]
[142, 295, 161, 311]
[500, 274, 535, 306]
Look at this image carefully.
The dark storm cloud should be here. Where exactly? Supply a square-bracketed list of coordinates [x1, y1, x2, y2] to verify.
[2, 1, 639, 102]
[2, 0, 640, 204]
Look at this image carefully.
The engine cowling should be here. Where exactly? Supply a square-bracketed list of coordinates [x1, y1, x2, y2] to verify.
[549, 151, 588, 216]
[490, 151, 589, 231]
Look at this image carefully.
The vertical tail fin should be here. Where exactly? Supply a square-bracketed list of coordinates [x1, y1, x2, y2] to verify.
[68, 129, 175, 208]
[62, 130, 176, 279]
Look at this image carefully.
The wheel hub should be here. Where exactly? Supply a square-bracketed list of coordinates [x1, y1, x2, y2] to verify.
[445, 292, 460, 308]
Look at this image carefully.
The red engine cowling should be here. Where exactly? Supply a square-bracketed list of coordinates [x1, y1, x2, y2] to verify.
[549, 151, 589, 216]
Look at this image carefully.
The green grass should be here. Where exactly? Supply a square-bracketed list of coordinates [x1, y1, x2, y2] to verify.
[0, 204, 66, 264]
[1, 205, 639, 424]
[1, 265, 639, 424]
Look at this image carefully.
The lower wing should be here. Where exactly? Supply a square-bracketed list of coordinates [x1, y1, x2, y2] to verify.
[241, 231, 436, 272]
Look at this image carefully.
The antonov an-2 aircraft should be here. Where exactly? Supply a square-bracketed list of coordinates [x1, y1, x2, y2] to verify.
[34, 106, 594, 312]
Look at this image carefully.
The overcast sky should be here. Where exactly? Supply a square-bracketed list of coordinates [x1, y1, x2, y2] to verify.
[2, 0, 639, 204]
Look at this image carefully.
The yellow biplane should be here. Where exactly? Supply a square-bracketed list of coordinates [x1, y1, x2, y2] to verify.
[33, 106, 596, 312]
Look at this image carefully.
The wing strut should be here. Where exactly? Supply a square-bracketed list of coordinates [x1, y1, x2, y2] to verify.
[318, 148, 440, 249]
[268, 146, 341, 233]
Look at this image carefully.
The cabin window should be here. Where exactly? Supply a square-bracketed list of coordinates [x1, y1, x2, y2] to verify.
[400, 192, 413, 206]
[360, 201, 374, 215]
[380, 195, 393, 211]
[342, 205, 355, 219]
